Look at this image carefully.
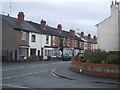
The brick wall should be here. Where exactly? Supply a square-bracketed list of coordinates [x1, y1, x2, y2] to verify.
[71, 58, 120, 78]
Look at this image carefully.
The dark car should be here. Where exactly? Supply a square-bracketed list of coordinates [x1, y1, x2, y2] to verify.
[62, 54, 72, 61]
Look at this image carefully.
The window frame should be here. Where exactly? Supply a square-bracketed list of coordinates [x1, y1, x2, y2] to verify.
[31, 35, 36, 42]
[46, 35, 49, 44]
[21, 31, 26, 41]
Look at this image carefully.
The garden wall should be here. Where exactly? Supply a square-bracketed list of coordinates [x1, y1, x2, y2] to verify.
[71, 58, 120, 78]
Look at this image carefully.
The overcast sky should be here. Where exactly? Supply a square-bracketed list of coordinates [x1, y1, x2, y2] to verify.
[1, 0, 116, 37]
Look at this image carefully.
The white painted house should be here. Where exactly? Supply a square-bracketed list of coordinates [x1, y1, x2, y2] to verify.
[29, 32, 52, 59]
[29, 32, 42, 56]
[96, 1, 119, 51]
[41, 35, 52, 59]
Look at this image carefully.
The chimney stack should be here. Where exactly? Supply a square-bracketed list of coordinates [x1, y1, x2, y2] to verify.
[88, 34, 91, 39]
[18, 12, 25, 24]
[80, 31, 84, 38]
[40, 19, 46, 30]
[115, 0, 117, 5]
[93, 35, 97, 40]
[57, 24, 62, 33]
[69, 29, 75, 36]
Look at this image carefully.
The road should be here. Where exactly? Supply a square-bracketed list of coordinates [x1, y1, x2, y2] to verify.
[1, 60, 119, 89]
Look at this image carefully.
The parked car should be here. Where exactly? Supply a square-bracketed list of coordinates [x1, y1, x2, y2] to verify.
[62, 54, 72, 61]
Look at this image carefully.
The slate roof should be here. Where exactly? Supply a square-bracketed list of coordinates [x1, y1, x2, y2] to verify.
[84, 36, 97, 44]
[28, 21, 83, 42]
[62, 31, 83, 41]
[27, 21, 63, 37]
[2, 15, 41, 33]
[2, 14, 87, 43]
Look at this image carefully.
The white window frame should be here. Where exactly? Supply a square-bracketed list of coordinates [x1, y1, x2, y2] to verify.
[22, 31, 26, 41]
[46, 35, 49, 44]
[63, 38, 65, 46]
[67, 38, 70, 46]
[31, 35, 36, 42]
[52, 36, 55, 45]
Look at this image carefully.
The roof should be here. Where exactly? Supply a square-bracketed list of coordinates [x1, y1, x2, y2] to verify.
[27, 21, 63, 37]
[95, 16, 111, 27]
[84, 36, 97, 44]
[28, 21, 83, 42]
[2, 14, 41, 33]
[2, 14, 87, 43]
[62, 31, 83, 41]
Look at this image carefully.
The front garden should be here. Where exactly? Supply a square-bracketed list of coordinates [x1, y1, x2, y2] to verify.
[81, 49, 120, 65]
[71, 49, 120, 78]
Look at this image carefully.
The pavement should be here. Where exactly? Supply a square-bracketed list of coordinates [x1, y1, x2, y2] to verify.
[53, 64, 120, 86]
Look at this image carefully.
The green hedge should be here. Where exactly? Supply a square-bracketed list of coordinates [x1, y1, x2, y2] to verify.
[83, 49, 120, 65]
[107, 54, 120, 65]
[83, 49, 109, 64]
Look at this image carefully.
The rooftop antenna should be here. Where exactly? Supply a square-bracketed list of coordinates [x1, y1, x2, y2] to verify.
[10, 0, 12, 15]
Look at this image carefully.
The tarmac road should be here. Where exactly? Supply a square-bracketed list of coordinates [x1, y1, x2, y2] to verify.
[1, 60, 119, 89]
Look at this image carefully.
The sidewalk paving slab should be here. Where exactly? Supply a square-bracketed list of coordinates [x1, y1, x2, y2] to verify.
[53, 64, 120, 86]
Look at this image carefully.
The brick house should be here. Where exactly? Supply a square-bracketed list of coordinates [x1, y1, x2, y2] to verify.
[79, 32, 97, 51]
[2, 12, 41, 61]
[2, 11, 96, 61]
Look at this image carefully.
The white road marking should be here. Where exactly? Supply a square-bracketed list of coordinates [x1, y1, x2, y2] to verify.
[1, 84, 30, 88]
[30, 61, 70, 67]
[3, 67, 25, 71]
[51, 69, 59, 78]
[2, 70, 49, 80]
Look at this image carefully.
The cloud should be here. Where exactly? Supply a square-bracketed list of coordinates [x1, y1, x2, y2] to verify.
[1, 0, 113, 36]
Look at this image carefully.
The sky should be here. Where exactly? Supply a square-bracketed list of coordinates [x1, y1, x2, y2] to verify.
[1, 0, 116, 37]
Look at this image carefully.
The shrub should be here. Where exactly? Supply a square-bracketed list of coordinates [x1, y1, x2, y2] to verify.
[84, 49, 109, 63]
[26, 55, 40, 61]
[107, 54, 120, 65]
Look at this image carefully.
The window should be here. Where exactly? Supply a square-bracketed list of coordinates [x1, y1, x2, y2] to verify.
[30, 49, 36, 55]
[67, 39, 70, 46]
[19, 48, 27, 57]
[63, 38, 65, 46]
[75, 40, 77, 47]
[79, 41, 82, 47]
[85, 42, 88, 47]
[52, 36, 55, 45]
[46, 35, 49, 44]
[22, 31, 26, 41]
[31, 35, 36, 42]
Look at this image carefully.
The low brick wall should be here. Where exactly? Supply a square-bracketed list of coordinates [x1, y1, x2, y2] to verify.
[71, 58, 120, 78]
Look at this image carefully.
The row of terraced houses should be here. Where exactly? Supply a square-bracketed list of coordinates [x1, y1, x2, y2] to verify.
[2, 12, 97, 61]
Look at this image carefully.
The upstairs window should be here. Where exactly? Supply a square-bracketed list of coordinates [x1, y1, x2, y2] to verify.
[22, 31, 26, 41]
[63, 38, 65, 46]
[75, 40, 77, 47]
[67, 39, 70, 46]
[46, 35, 49, 44]
[79, 41, 82, 47]
[52, 36, 55, 45]
[31, 35, 36, 42]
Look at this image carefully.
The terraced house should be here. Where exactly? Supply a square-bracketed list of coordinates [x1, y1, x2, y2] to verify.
[2, 12, 97, 61]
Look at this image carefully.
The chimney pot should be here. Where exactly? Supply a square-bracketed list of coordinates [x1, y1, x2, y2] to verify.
[93, 35, 97, 40]
[40, 19, 46, 30]
[80, 31, 84, 38]
[57, 24, 62, 33]
[88, 34, 91, 39]
[70, 29, 75, 36]
[18, 12, 25, 24]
